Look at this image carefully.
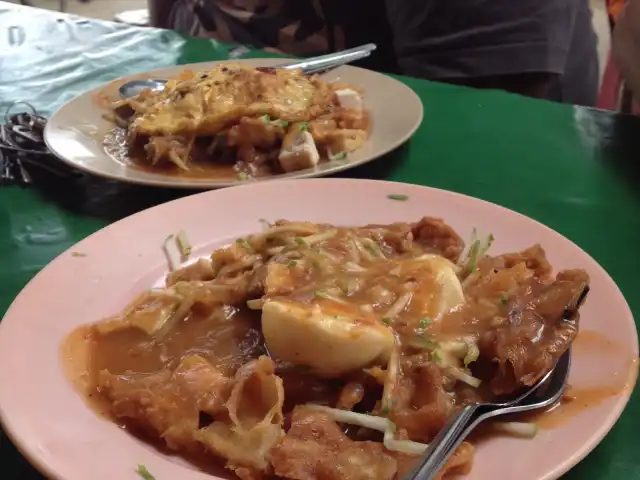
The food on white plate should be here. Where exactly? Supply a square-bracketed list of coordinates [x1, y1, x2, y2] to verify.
[106, 64, 370, 180]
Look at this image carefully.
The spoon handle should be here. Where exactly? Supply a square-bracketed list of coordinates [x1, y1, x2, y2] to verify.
[405, 404, 480, 480]
[281, 43, 377, 74]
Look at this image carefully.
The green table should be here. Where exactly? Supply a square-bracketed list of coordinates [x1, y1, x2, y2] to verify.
[1, 2, 639, 479]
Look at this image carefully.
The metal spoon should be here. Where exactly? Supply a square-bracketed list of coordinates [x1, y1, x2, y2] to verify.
[405, 349, 572, 480]
[118, 43, 377, 99]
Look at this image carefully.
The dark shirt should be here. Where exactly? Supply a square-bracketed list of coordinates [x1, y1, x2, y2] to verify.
[168, 0, 599, 106]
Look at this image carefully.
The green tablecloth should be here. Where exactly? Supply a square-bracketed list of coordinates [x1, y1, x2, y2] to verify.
[1, 2, 639, 479]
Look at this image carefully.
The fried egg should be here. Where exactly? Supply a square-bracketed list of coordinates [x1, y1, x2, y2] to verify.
[261, 254, 465, 377]
[262, 299, 394, 378]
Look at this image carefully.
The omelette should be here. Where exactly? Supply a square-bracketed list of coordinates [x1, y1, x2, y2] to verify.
[109, 64, 369, 175]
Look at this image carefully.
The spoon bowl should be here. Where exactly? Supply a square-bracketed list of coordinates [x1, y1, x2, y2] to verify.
[119, 78, 168, 99]
[405, 349, 573, 480]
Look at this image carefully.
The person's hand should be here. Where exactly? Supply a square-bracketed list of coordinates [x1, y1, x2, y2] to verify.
[613, 0, 640, 100]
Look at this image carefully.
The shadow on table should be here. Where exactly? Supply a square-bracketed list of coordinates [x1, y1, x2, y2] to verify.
[24, 169, 193, 223]
[0, 428, 45, 480]
[338, 143, 408, 180]
[22, 144, 407, 222]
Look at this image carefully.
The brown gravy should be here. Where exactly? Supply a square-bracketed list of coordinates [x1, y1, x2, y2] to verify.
[103, 127, 238, 180]
[522, 330, 638, 429]
[62, 307, 265, 415]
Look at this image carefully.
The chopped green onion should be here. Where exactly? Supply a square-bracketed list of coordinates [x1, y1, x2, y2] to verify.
[312, 259, 321, 268]
[271, 119, 289, 128]
[430, 350, 442, 363]
[260, 114, 271, 122]
[500, 294, 508, 304]
[236, 171, 249, 181]
[420, 318, 432, 327]
[176, 230, 192, 257]
[297, 121, 309, 132]
[136, 464, 155, 480]
[381, 406, 390, 415]
[382, 317, 392, 325]
[387, 194, 409, 201]
[294, 237, 306, 246]
[328, 150, 348, 162]
[287, 260, 297, 268]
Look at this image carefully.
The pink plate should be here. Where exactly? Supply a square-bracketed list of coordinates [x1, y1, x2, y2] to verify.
[0, 178, 637, 480]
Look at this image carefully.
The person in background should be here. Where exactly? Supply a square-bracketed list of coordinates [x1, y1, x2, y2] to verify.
[149, 0, 599, 106]
[613, 0, 640, 100]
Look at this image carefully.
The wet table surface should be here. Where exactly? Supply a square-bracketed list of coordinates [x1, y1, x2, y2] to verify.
[0, 2, 639, 479]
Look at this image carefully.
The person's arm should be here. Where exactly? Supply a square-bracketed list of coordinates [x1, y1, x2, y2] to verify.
[613, 0, 640, 100]
[384, 0, 598, 104]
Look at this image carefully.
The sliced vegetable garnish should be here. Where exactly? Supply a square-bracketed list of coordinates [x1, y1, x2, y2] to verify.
[246, 299, 264, 310]
[304, 405, 429, 455]
[260, 114, 271, 122]
[271, 119, 289, 128]
[236, 171, 249, 181]
[430, 350, 442, 363]
[492, 422, 539, 438]
[382, 317, 392, 325]
[410, 337, 439, 351]
[236, 237, 253, 251]
[382, 343, 399, 411]
[314, 289, 347, 304]
[463, 341, 480, 367]
[136, 464, 155, 480]
[297, 121, 309, 132]
[176, 230, 192, 257]
[287, 260, 297, 268]
[387, 194, 409, 201]
[258, 218, 271, 230]
[460, 229, 494, 273]
[383, 421, 429, 455]
[162, 234, 180, 271]
[447, 366, 482, 388]
[500, 294, 508, 304]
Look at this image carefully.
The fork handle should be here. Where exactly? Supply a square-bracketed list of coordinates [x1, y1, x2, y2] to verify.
[404, 405, 480, 480]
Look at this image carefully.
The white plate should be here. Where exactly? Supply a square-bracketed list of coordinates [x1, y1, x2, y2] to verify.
[44, 60, 423, 189]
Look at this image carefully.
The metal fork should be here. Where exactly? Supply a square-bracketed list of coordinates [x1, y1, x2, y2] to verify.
[405, 350, 572, 480]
